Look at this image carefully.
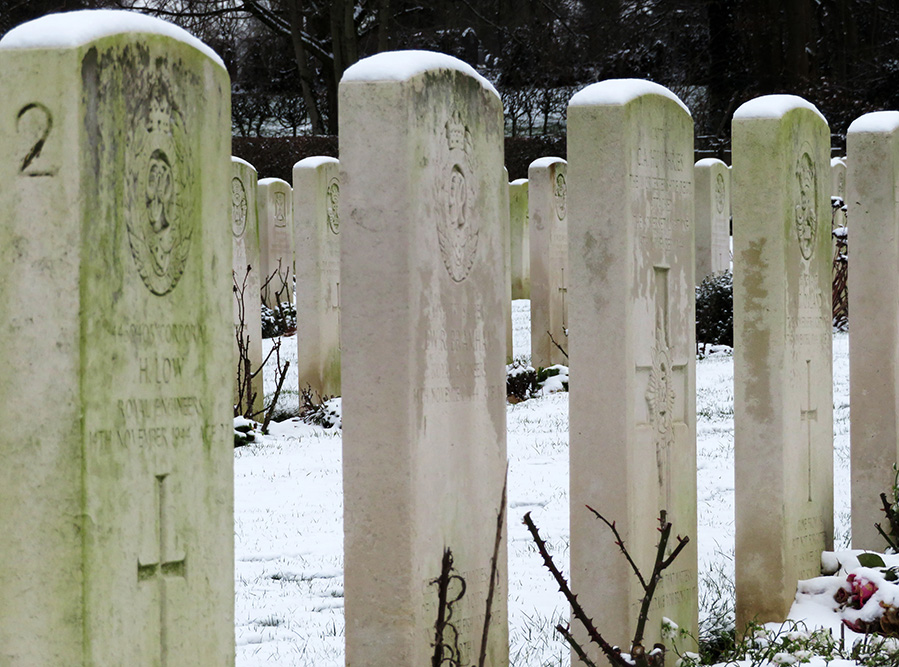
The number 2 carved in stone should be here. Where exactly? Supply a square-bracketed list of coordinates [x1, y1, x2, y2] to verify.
[17, 103, 56, 177]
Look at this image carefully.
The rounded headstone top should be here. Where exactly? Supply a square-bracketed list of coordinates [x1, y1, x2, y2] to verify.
[510, 178, 528, 186]
[568, 79, 690, 116]
[231, 156, 257, 172]
[695, 158, 727, 168]
[733, 94, 826, 123]
[830, 157, 846, 167]
[342, 50, 499, 100]
[528, 157, 566, 170]
[0, 9, 225, 69]
[847, 110, 899, 135]
[294, 156, 339, 170]
[258, 177, 291, 188]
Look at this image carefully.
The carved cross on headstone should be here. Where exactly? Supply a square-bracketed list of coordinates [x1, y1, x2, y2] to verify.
[638, 266, 686, 511]
[558, 267, 568, 330]
[138, 473, 186, 667]
[800, 359, 817, 502]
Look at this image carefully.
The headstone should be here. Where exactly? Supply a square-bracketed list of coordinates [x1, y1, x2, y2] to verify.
[0, 11, 233, 664]
[502, 166, 513, 362]
[257, 177, 294, 309]
[529, 156, 568, 368]
[509, 178, 530, 299]
[732, 95, 833, 626]
[847, 112, 899, 549]
[567, 79, 698, 655]
[694, 158, 731, 281]
[293, 156, 341, 398]
[232, 156, 263, 416]
[832, 156, 847, 229]
[340, 51, 508, 666]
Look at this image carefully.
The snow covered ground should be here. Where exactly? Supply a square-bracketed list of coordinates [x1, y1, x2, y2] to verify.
[235, 299, 856, 666]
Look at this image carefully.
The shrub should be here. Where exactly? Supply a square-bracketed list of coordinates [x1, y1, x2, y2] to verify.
[696, 271, 733, 350]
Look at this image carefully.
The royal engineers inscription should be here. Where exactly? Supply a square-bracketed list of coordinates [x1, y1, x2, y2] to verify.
[0, 11, 233, 665]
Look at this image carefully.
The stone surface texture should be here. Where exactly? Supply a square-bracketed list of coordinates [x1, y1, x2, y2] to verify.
[732, 95, 834, 627]
[694, 157, 731, 280]
[257, 177, 294, 309]
[293, 155, 341, 398]
[847, 113, 899, 549]
[529, 157, 569, 368]
[509, 178, 530, 299]
[0, 13, 233, 665]
[340, 51, 508, 667]
[567, 80, 698, 656]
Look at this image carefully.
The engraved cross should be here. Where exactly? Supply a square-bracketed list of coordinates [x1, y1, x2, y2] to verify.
[138, 473, 186, 667]
[558, 267, 568, 330]
[800, 359, 817, 502]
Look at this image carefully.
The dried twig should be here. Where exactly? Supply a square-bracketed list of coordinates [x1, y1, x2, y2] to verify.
[477, 467, 508, 667]
[547, 330, 569, 359]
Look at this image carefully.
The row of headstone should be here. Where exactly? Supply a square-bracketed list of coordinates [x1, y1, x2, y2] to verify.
[230, 154, 342, 411]
[2, 9, 894, 666]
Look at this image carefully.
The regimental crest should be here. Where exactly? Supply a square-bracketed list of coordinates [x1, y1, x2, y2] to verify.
[646, 326, 676, 488]
[715, 172, 726, 214]
[231, 178, 248, 238]
[795, 149, 817, 261]
[274, 191, 287, 228]
[326, 177, 340, 235]
[436, 111, 478, 283]
[125, 68, 194, 297]
[553, 170, 567, 220]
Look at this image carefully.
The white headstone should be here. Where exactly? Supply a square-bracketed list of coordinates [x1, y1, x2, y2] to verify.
[232, 156, 263, 416]
[847, 112, 899, 549]
[340, 51, 508, 666]
[832, 156, 847, 229]
[732, 95, 833, 626]
[293, 156, 341, 398]
[509, 178, 530, 299]
[529, 156, 568, 368]
[502, 166, 513, 362]
[694, 157, 731, 280]
[0, 11, 233, 664]
[567, 79, 698, 655]
[257, 177, 294, 309]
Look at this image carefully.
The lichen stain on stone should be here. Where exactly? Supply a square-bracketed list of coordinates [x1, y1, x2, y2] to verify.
[582, 229, 611, 313]
[740, 237, 771, 420]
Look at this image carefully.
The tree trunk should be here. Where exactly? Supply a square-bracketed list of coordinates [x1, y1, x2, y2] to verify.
[287, 0, 324, 134]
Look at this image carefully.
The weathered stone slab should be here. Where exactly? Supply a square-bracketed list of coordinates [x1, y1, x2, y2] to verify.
[293, 155, 341, 397]
[847, 112, 899, 549]
[0, 10, 233, 665]
[694, 157, 731, 280]
[832, 156, 847, 229]
[340, 50, 508, 667]
[529, 156, 568, 368]
[509, 178, 530, 299]
[232, 156, 263, 416]
[257, 177, 293, 309]
[732, 95, 833, 627]
[567, 79, 698, 655]
[502, 166, 513, 362]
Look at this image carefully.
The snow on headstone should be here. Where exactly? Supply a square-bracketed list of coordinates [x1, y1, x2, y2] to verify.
[694, 158, 731, 281]
[293, 156, 341, 398]
[509, 178, 530, 300]
[529, 156, 569, 368]
[732, 94, 833, 627]
[257, 177, 294, 309]
[0, 10, 233, 664]
[567, 79, 698, 656]
[847, 112, 899, 549]
[232, 156, 263, 416]
[339, 50, 508, 666]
